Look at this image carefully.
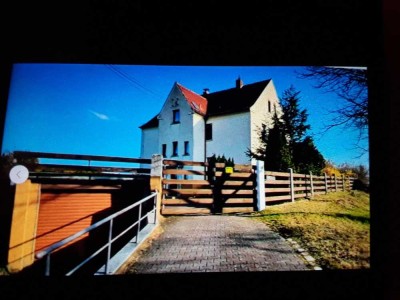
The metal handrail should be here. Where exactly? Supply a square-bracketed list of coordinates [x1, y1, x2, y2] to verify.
[35, 191, 158, 276]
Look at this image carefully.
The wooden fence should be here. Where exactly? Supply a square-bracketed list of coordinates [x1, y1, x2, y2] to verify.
[264, 169, 354, 204]
[11, 151, 354, 217]
[161, 158, 355, 215]
[13, 151, 151, 182]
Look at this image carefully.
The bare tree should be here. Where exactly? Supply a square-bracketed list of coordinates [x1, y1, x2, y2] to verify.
[297, 66, 368, 155]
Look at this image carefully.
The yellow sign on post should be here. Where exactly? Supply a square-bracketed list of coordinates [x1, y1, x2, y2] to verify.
[225, 167, 234, 174]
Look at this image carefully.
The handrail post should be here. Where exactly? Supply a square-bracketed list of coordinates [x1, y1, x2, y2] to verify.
[137, 203, 142, 242]
[106, 218, 113, 275]
[153, 193, 157, 224]
[288, 168, 294, 202]
[45, 254, 51, 276]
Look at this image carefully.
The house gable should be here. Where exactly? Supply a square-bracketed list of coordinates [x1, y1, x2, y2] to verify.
[248, 79, 282, 157]
[249, 79, 282, 128]
[156, 82, 208, 160]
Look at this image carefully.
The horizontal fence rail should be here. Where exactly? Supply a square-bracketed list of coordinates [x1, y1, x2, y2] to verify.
[13, 151, 152, 181]
[35, 192, 158, 276]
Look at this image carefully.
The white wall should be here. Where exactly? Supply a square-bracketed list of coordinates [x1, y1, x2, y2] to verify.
[192, 113, 205, 162]
[158, 84, 194, 161]
[206, 112, 251, 164]
[249, 80, 282, 158]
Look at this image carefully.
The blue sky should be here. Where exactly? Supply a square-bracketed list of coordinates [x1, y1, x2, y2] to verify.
[1, 63, 369, 168]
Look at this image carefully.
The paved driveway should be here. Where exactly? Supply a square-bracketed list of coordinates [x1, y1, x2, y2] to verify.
[124, 215, 312, 274]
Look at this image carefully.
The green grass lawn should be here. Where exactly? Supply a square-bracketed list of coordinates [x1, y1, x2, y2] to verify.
[253, 190, 370, 269]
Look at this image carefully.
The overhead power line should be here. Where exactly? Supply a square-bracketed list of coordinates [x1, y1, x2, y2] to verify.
[106, 64, 163, 99]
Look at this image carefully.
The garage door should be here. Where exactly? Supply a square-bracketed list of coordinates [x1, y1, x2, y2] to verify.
[35, 191, 112, 254]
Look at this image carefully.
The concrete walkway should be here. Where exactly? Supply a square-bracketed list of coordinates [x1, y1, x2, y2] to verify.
[124, 215, 312, 274]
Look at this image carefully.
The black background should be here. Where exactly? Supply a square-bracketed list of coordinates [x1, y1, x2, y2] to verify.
[0, 0, 397, 299]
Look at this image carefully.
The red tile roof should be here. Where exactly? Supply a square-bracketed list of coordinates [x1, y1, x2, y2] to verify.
[176, 83, 208, 116]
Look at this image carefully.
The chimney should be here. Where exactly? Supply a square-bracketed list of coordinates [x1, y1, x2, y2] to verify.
[236, 76, 243, 89]
[203, 88, 210, 95]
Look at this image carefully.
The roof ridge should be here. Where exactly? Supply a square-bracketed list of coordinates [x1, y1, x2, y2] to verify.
[176, 82, 207, 100]
[208, 78, 271, 94]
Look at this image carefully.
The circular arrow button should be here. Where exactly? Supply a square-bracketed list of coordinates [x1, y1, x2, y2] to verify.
[9, 165, 29, 184]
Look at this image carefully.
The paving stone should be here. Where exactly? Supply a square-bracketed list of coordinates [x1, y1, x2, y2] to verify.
[304, 255, 316, 262]
[127, 215, 312, 274]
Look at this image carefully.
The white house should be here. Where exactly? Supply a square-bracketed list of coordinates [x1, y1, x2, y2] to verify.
[139, 77, 282, 165]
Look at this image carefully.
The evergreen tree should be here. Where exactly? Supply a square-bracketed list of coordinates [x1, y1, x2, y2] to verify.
[246, 85, 325, 174]
[280, 86, 325, 173]
[281, 85, 310, 149]
[246, 113, 292, 171]
[264, 113, 292, 171]
[292, 136, 325, 175]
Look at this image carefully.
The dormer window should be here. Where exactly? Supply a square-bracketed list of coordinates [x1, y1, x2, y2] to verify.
[172, 109, 180, 124]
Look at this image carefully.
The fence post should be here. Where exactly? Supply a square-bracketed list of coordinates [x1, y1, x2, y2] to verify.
[324, 173, 328, 194]
[342, 175, 345, 191]
[256, 160, 266, 211]
[309, 171, 314, 198]
[288, 168, 295, 202]
[206, 158, 216, 184]
[150, 154, 163, 221]
[206, 157, 217, 212]
[345, 177, 351, 191]
[334, 174, 338, 192]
